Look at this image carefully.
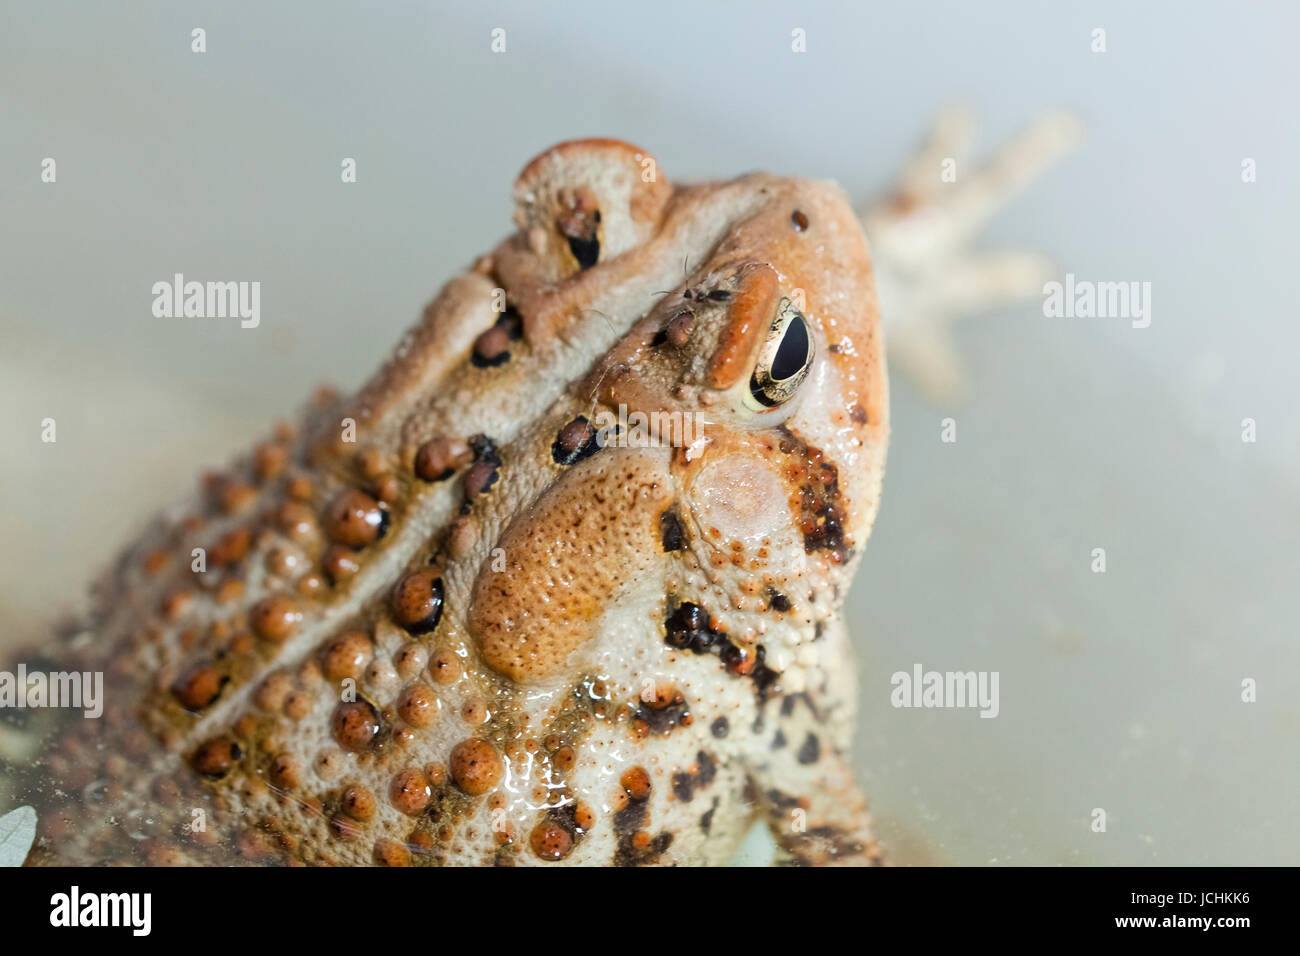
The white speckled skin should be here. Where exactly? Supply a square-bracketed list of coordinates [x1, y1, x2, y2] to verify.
[11, 139, 887, 866]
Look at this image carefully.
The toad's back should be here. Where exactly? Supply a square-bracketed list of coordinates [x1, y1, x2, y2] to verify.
[9, 139, 888, 866]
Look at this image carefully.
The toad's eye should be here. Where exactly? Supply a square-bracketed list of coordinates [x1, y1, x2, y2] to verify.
[747, 298, 815, 410]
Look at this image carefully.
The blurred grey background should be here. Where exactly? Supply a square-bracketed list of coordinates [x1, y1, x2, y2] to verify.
[1, 0, 1296, 864]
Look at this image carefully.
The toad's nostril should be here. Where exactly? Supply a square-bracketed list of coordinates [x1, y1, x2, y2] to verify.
[566, 233, 600, 270]
[559, 191, 601, 270]
[507, 139, 671, 285]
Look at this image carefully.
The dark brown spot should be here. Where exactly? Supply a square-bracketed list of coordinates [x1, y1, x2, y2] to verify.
[171, 664, 226, 711]
[613, 773, 673, 869]
[797, 733, 821, 765]
[666, 308, 695, 346]
[324, 490, 388, 548]
[672, 754, 717, 803]
[659, 508, 685, 551]
[498, 307, 523, 340]
[269, 753, 299, 789]
[250, 594, 302, 642]
[720, 642, 781, 702]
[330, 815, 362, 841]
[780, 427, 850, 563]
[415, 436, 472, 482]
[341, 784, 376, 821]
[696, 751, 717, 788]
[389, 768, 432, 814]
[323, 545, 361, 584]
[765, 788, 802, 811]
[791, 209, 810, 231]
[472, 326, 511, 367]
[191, 736, 242, 779]
[672, 771, 696, 802]
[653, 307, 695, 347]
[322, 630, 372, 682]
[429, 649, 461, 685]
[767, 588, 792, 612]
[664, 601, 718, 653]
[274, 501, 317, 542]
[472, 309, 524, 367]
[373, 839, 411, 866]
[787, 825, 874, 866]
[710, 716, 730, 738]
[461, 435, 501, 501]
[552, 416, 601, 465]
[462, 462, 498, 498]
[390, 568, 444, 634]
[632, 689, 690, 737]
[332, 699, 381, 751]
[620, 766, 651, 800]
[449, 738, 503, 795]
[700, 798, 718, 834]
[529, 818, 574, 861]
[663, 600, 781, 700]
[397, 683, 438, 729]
[210, 528, 250, 567]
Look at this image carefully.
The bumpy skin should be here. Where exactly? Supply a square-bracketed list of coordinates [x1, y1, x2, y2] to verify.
[8, 139, 888, 866]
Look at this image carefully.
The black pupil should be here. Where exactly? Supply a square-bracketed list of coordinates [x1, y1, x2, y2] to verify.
[770, 313, 809, 381]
